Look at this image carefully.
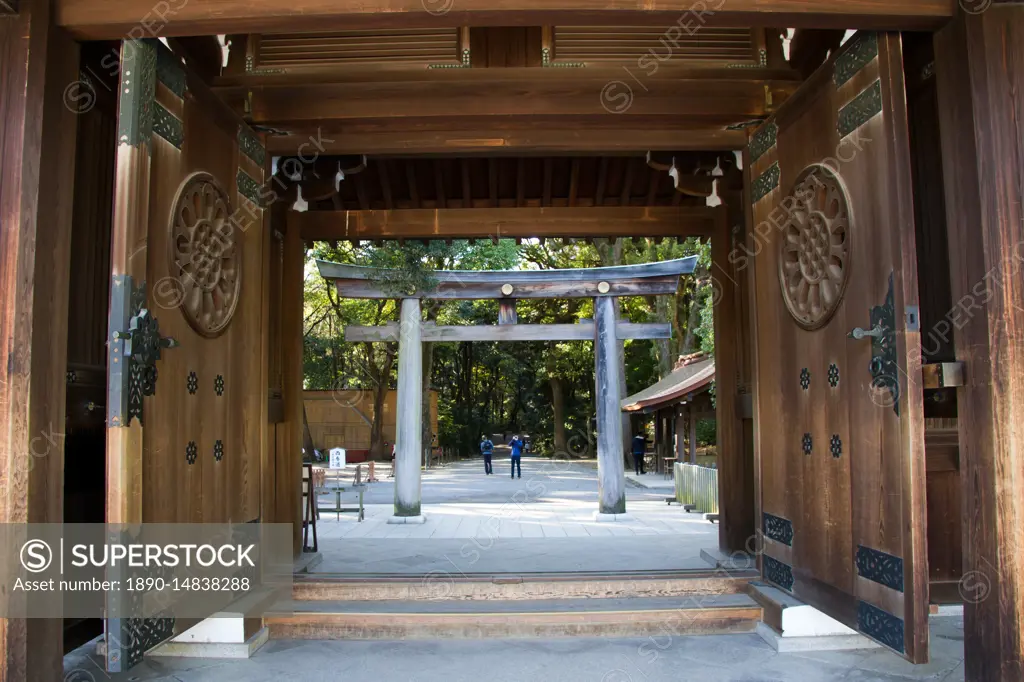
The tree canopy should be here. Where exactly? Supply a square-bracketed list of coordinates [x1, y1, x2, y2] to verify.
[302, 237, 715, 458]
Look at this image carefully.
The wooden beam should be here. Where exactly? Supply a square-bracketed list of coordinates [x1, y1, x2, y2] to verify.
[57, 1, 954, 40]
[317, 252, 696, 299]
[296, 206, 720, 241]
[221, 67, 799, 129]
[265, 121, 750, 156]
[935, 6, 1024, 680]
[332, 276, 683, 300]
[345, 321, 671, 343]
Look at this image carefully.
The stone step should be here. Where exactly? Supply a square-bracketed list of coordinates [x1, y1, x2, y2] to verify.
[264, 594, 763, 640]
[293, 569, 758, 602]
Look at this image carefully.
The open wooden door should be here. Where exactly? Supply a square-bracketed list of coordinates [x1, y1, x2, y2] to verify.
[747, 32, 928, 661]
[104, 38, 267, 672]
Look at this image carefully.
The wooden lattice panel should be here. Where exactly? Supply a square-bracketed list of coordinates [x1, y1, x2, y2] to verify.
[256, 29, 461, 66]
[552, 26, 759, 65]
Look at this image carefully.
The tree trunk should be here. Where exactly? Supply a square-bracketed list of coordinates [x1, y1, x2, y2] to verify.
[655, 295, 673, 378]
[551, 376, 568, 455]
[301, 400, 317, 458]
[681, 262, 709, 353]
[421, 341, 434, 465]
[369, 383, 387, 459]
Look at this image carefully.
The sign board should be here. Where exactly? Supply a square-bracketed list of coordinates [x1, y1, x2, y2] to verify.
[329, 447, 346, 469]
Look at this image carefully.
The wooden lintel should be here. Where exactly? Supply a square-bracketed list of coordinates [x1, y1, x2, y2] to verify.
[57, 1, 953, 40]
[225, 69, 799, 129]
[265, 122, 750, 156]
[296, 206, 718, 241]
[334, 277, 682, 300]
[345, 321, 671, 343]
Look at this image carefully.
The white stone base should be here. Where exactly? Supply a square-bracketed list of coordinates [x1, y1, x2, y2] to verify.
[756, 622, 880, 653]
[388, 514, 428, 524]
[592, 512, 633, 522]
[932, 603, 964, 617]
[149, 626, 269, 660]
[751, 582, 881, 653]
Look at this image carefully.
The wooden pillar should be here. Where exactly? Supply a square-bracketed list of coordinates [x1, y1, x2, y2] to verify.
[711, 210, 754, 551]
[935, 7, 1024, 680]
[391, 298, 424, 521]
[675, 409, 685, 463]
[595, 295, 626, 516]
[688, 404, 697, 464]
[281, 212, 305, 555]
[0, 0, 80, 678]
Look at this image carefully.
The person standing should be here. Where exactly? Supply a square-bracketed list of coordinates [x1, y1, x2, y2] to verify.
[631, 432, 649, 475]
[480, 435, 494, 474]
[509, 435, 524, 479]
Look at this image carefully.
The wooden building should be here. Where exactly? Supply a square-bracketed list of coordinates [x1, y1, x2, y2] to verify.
[303, 389, 439, 462]
[1, 1, 1022, 680]
[622, 352, 717, 472]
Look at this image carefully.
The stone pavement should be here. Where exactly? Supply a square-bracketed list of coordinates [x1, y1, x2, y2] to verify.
[64, 616, 965, 681]
[310, 458, 718, 573]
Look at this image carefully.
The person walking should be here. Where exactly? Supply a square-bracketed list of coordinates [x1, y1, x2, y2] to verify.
[480, 434, 494, 474]
[631, 432, 649, 475]
[509, 434, 524, 479]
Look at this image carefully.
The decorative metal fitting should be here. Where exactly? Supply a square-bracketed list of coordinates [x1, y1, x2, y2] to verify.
[830, 435, 842, 458]
[802, 433, 813, 455]
[186, 441, 198, 465]
[800, 368, 811, 391]
[215, 374, 225, 396]
[187, 371, 198, 395]
[214, 439, 224, 462]
[597, 281, 611, 294]
[828, 363, 840, 388]
[501, 284, 514, 296]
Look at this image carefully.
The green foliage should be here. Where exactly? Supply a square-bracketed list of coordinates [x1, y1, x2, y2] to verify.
[302, 236, 717, 457]
[696, 419, 717, 446]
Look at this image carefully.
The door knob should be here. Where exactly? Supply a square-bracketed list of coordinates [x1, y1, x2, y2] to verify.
[849, 324, 884, 340]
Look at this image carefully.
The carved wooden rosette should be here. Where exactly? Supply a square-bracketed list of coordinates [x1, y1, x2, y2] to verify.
[168, 172, 241, 337]
[777, 164, 852, 329]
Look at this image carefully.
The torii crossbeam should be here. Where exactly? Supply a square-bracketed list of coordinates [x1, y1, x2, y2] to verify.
[316, 256, 698, 522]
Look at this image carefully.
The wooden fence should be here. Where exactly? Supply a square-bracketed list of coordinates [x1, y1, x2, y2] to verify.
[674, 462, 719, 513]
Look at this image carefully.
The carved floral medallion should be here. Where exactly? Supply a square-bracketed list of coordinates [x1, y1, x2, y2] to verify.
[169, 173, 241, 337]
[778, 164, 852, 330]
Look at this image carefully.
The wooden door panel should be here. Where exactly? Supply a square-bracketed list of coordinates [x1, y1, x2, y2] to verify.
[749, 32, 927, 662]
[105, 38, 266, 672]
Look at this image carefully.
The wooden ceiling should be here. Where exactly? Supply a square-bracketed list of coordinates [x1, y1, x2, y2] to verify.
[213, 25, 800, 156]
[296, 153, 735, 213]
[282, 152, 737, 242]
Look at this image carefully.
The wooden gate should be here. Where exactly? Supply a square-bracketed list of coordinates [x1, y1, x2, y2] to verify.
[747, 33, 928, 662]
[104, 39, 266, 672]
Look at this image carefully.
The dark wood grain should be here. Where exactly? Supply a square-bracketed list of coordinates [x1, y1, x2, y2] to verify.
[297, 207, 719, 241]
[55, 0, 953, 40]
[0, 1, 80, 678]
[748, 32, 928, 662]
[934, 6, 1024, 681]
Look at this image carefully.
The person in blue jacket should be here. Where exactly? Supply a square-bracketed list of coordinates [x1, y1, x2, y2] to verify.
[480, 435, 494, 474]
[508, 435, 524, 479]
[632, 432, 650, 475]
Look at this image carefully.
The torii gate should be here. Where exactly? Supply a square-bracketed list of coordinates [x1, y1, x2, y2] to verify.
[316, 256, 698, 522]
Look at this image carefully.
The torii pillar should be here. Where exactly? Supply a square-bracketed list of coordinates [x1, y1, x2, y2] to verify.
[389, 298, 426, 523]
[594, 295, 627, 518]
